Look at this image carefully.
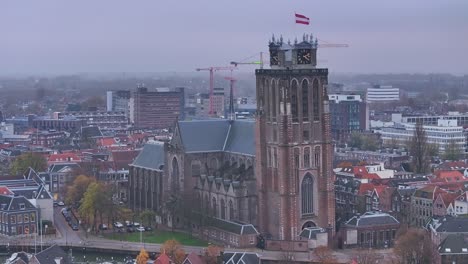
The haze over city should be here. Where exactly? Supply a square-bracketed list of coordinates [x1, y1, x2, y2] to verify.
[1, 0, 467, 75]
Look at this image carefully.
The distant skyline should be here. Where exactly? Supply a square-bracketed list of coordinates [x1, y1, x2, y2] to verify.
[1, 0, 467, 75]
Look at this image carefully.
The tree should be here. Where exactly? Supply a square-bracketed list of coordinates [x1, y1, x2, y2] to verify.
[78, 182, 108, 232]
[443, 140, 462, 161]
[139, 209, 156, 228]
[204, 245, 223, 264]
[313, 246, 337, 264]
[353, 250, 381, 264]
[409, 121, 430, 174]
[394, 228, 436, 264]
[65, 175, 96, 206]
[11, 152, 47, 176]
[349, 132, 362, 149]
[161, 239, 186, 264]
[136, 248, 149, 264]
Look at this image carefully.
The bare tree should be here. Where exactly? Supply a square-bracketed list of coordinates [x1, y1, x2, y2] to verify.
[313, 245, 338, 263]
[409, 121, 430, 174]
[394, 228, 437, 264]
[353, 249, 381, 264]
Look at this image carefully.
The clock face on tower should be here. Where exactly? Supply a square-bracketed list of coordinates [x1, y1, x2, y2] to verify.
[297, 49, 312, 64]
[270, 50, 279, 65]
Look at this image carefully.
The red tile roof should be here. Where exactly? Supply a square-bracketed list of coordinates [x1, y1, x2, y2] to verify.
[0, 186, 13, 195]
[48, 153, 82, 163]
[435, 170, 465, 182]
[184, 252, 204, 264]
[154, 252, 171, 264]
[98, 137, 117, 147]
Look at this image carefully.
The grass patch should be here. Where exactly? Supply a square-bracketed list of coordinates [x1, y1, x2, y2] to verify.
[104, 230, 208, 247]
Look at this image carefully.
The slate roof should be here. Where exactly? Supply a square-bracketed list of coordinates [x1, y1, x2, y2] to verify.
[433, 216, 468, 233]
[81, 126, 102, 138]
[0, 194, 36, 211]
[48, 163, 80, 173]
[204, 217, 259, 235]
[438, 234, 468, 254]
[222, 252, 260, 264]
[299, 227, 327, 239]
[131, 141, 165, 171]
[345, 211, 400, 228]
[177, 120, 255, 156]
[32, 245, 71, 264]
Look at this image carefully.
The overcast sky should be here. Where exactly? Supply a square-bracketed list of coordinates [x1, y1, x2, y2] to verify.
[1, 0, 467, 75]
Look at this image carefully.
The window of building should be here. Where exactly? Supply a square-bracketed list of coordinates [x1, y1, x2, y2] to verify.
[17, 214, 22, 224]
[221, 199, 226, 220]
[312, 79, 320, 121]
[301, 173, 314, 215]
[229, 200, 235, 221]
[302, 79, 309, 121]
[291, 80, 299, 122]
[19, 203, 25, 210]
[250, 235, 255, 244]
[304, 147, 310, 168]
[10, 215, 16, 224]
[271, 80, 277, 121]
[30, 213, 35, 222]
[191, 162, 201, 177]
[303, 129, 310, 142]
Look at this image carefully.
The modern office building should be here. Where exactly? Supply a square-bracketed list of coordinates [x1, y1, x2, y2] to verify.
[133, 87, 185, 129]
[210, 87, 225, 117]
[106, 90, 131, 117]
[366, 85, 400, 102]
[57, 111, 128, 129]
[328, 94, 368, 142]
[379, 119, 466, 155]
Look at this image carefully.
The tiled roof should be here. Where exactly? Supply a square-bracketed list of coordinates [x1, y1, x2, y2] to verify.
[223, 252, 260, 264]
[155, 252, 171, 264]
[299, 227, 326, 239]
[199, 215, 258, 235]
[433, 216, 468, 233]
[48, 163, 80, 173]
[438, 234, 468, 254]
[183, 252, 204, 264]
[111, 150, 139, 170]
[48, 153, 81, 163]
[177, 120, 255, 156]
[33, 245, 71, 264]
[0, 186, 13, 195]
[131, 141, 164, 171]
[345, 211, 400, 228]
[435, 170, 465, 182]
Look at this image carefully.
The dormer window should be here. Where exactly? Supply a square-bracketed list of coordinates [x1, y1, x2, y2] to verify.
[19, 203, 25, 210]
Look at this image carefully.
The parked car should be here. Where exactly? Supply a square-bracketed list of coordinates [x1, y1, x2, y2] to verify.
[99, 224, 108, 230]
[144, 226, 153, 231]
[53, 201, 58, 207]
[125, 221, 133, 227]
[136, 226, 145, 232]
[113, 222, 124, 228]
[126, 227, 135, 233]
[72, 224, 79, 231]
[133, 222, 140, 227]
[57, 201, 65, 206]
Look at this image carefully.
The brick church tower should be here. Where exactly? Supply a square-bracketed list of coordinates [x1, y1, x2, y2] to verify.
[255, 34, 335, 240]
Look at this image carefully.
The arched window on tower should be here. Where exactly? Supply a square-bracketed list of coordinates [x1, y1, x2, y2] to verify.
[271, 80, 277, 121]
[303, 147, 311, 168]
[314, 146, 321, 167]
[171, 158, 180, 191]
[301, 173, 314, 215]
[221, 199, 226, 219]
[212, 197, 217, 218]
[229, 200, 235, 221]
[291, 80, 299, 122]
[302, 79, 309, 121]
[313, 79, 320, 121]
[204, 194, 209, 214]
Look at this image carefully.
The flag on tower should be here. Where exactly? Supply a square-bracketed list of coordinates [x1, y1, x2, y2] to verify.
[295, 13, 310, 25]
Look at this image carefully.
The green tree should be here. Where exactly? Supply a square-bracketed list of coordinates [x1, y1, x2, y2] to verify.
[139, 209, 156, 227]
[349, 132, 362, 149]
[11, 152, 47, 175]
[65, 175, 96, 206]
[409, 121, 430, 174]
[443, 140, 462, 161]
[79, 182, 108, 232]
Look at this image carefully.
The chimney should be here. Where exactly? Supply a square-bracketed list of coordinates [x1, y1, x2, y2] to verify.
[54, 257, 62, 264]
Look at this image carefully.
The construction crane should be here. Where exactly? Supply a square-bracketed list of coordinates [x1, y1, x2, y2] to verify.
[195, 66, 236, 115]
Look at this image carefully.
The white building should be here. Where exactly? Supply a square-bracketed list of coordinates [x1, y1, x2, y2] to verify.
[379, 119, 466, 155]
[366, 85, 400, 102]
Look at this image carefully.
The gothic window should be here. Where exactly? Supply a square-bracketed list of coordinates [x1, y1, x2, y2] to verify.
[314, 146, 321, 167]
[313, 79, 320, 121]
[267, 148, 272, 167]
[191, 161, 201, 177]
[221, 199, 226, 219]
[304, 147, 311, 168]
[301, 173, 314, 215]
[212, 197, 217, 218]
[229, 200, 235, 221]
[273, 148, 278, 168]
[271, 80, 277, 121]
[291, 80, 299, 122]
[205, 194, 209, 214]
[171, 157, 180, 191]
[264, 78, 270, 120]
[302, 79, 309, 121]
[294, 148, 300, 168]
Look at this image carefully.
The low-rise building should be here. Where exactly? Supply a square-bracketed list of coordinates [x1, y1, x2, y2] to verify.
[437, 234, 468, 264]
[0, 194, 38, 236]
[341, 211, 400, 249]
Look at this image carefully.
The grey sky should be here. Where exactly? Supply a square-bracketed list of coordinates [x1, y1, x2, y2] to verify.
[1, 0, 467, 75]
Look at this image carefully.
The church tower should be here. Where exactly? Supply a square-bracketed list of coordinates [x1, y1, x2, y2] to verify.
[255, 34, 335, 240]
